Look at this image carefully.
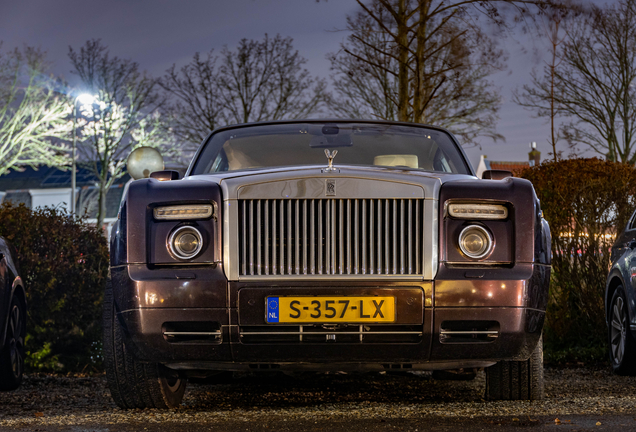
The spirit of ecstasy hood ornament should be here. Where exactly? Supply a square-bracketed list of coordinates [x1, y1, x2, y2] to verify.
[324, 149, 338, 172]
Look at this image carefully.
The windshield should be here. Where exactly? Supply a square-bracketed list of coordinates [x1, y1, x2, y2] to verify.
[190, 122, 471, 175]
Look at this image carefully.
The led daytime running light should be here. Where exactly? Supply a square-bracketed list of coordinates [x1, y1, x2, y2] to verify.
[154, 204, 213, 220]
[448, 203, 508, 220]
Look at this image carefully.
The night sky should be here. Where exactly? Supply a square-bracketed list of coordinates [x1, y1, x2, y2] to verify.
[0, 0, 596, 169]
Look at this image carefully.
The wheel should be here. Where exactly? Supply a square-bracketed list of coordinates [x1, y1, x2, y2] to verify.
[485, 335, 544, 400]
[0, 294, 26, 391]
[608, 286, 636, 375]
[103, 277, 186, 409]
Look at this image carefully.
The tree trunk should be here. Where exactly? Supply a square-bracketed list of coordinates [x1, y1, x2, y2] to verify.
[96, 181, 108, 232]
[396, 0, 410, 122]
[413, 0, 432, 124]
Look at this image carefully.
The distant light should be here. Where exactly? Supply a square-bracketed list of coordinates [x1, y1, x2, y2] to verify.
[76, 93, 96, 106]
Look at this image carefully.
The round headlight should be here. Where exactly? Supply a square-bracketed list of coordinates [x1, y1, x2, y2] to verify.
[169, 226, 203, 260]
[458, 225, 493, 259]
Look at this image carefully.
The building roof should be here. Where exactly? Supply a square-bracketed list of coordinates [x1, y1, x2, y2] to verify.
[489, 161, 530, 172]
[0, 165, 130, 192]
[0, 164, 130, 220]
[475, 155, 534, 179]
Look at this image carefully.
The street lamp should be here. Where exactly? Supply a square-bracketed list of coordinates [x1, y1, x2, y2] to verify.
[71, 93, 96, 217]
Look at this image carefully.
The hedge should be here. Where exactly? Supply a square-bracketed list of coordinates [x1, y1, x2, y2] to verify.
[0, 202, 108, 372]
[3, 158, 633, 369]
[520, 158, 636, 364]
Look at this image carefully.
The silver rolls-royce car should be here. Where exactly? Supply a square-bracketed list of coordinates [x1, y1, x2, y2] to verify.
[105, 120, 551, 408]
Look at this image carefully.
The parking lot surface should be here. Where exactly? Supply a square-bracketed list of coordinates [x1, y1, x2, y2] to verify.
[1, 367, 636, 431]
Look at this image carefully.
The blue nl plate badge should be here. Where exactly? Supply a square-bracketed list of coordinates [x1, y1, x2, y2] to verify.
[267, 297, 279, 323]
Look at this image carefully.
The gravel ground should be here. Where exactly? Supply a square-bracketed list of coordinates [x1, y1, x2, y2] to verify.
[1, 367, 636, 430]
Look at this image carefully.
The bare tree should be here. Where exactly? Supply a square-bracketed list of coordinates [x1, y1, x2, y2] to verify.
[160, 34, 329, 149]
[330, 0, 512, 144]
[69, 39, 162, 227]
[0, 46, 71, 176]
[218, 34, 328, 124]
[329, 0, 574, 145]
[550, 0, 636, 163]
[514, 7, 574, 161]
[329, 6, 400, 121]
[159, 51, 225, 149]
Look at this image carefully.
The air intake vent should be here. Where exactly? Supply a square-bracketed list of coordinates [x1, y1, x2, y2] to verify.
[162, 321, 222, 344]
[439, 320, 499, 344]
[238, 198, 424, 276]
[239, 324, 423, 344]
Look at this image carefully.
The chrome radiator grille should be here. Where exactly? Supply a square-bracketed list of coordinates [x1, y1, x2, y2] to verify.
[238, 199, 425, 276]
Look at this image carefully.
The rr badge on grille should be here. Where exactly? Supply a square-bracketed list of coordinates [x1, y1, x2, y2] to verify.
[325, 179, 336, 196]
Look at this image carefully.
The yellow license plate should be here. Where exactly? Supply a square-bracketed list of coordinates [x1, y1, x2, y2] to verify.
[265, 296, 395, 323]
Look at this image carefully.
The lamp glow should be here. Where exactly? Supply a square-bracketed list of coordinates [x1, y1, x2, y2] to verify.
[76, 93, 96, 107]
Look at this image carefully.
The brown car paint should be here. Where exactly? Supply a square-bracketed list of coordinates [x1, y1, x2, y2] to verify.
[109, 121, 550, 373]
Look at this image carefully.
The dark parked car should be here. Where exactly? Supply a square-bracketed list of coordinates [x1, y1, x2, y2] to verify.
[105, 120, 551, 408]
[0, 236, 26, 390]
[606, 211, 636, 374]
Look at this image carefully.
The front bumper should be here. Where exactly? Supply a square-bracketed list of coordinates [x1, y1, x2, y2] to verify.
[111, 263, 547, 371]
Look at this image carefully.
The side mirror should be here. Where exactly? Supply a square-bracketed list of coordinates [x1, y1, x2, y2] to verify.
[127, 147, 164, 180]
[150, 170, 180, 181]
[482, 169, 512, 180]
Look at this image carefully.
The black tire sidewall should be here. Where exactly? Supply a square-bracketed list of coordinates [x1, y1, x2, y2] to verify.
[0, 295, 26, 391]
[608, 286, 636, 375]
[103, 276, 186, 408]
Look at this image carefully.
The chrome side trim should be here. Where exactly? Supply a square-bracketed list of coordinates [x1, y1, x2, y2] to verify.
[163, 331, 222, 336]
[240, 331, 423, 336]
[264, 199, 269, 275]
[224, 199, 239, 281]
[384, 200, 389, 273]
[376, 200, 381, 274]
[424, 199, 438, 280]
[239, 274, 425, 281]
[440, 330, 499, 335]
[443, 261, 512, 266]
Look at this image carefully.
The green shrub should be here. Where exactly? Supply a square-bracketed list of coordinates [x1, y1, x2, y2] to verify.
[520, 158, 636, 364]
[0, 202, 108, 372]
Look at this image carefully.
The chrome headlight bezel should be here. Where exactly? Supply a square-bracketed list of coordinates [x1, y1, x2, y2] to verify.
[458, 224, 494, 260]
[168, 226, 204, 260]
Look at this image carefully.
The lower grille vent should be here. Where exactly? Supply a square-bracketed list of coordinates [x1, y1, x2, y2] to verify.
[240, 324, 423, 344]
[439, 320, 499, 344]
[162, 321, 222, 344]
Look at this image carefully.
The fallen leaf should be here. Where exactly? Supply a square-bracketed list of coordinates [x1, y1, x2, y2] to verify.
[555, 418, 561, 425]
[596, 422, 602, 426]
[512, 418, 519, 421]
[34, 412, 44, 418]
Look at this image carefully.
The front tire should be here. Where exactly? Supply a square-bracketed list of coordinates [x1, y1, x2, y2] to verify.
[608, 286, 636, 375]
[0, 294, 26, 391]
[103, 277, 186, 409]
[485, 335, 544, 400]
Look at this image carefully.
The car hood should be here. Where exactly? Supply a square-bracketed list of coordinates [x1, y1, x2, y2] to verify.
[183, 165, 476, 200]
